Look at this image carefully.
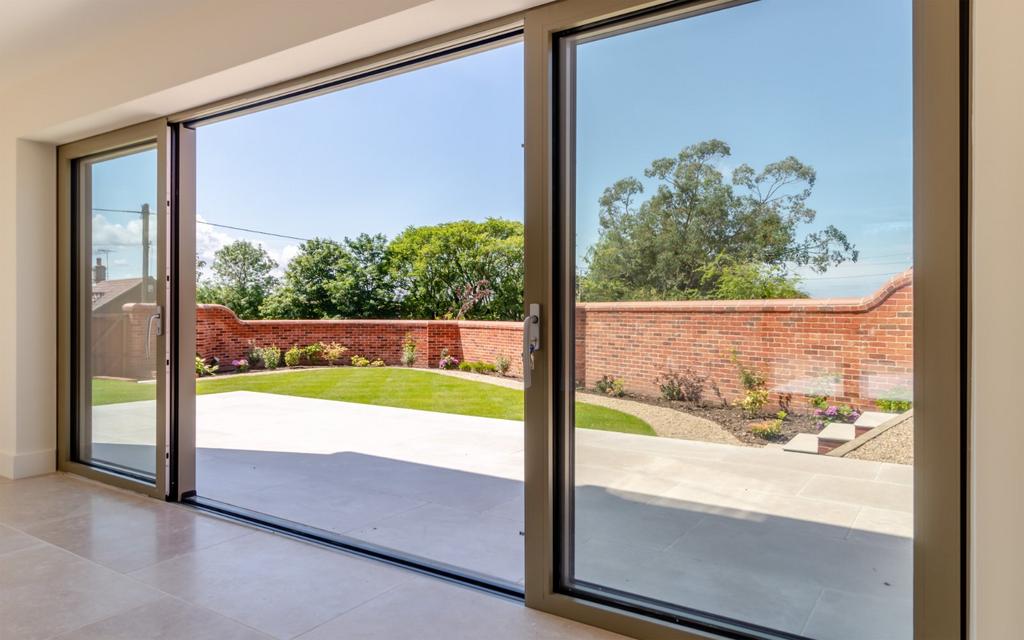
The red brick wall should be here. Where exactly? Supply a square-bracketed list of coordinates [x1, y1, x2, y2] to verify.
[195, 308, 525, 376]
[576, 271, 913, 411]
[195, 271, 913, 411]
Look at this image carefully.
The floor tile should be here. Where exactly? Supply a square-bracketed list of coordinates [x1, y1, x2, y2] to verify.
[0, 474, 141, 529]
[129, 531, 413, 639]
[0, 544, 164, 640]
[52, 596, 272, 639]
[0, 522, 42, 556]
[296, 577, 625, 640]
[22, 498, 252, 573]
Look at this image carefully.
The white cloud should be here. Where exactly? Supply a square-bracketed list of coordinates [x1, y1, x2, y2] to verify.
[92, 213, 145, 247]
[196, 214, 236, 268]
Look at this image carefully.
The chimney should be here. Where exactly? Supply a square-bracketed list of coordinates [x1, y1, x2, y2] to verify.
[93, 257, 107, 283]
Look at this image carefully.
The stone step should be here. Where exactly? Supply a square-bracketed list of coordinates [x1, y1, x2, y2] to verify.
[854, 411, 895, 429]
[783, 433, 819, 454]
[818, 423, 856, 443]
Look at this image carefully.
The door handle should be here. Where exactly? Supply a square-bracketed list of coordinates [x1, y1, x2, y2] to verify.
[145, 307, 163, 358]
[522, 303, 540, 389]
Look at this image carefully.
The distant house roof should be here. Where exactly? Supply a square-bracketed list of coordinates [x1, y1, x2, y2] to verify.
[92, 278, 142, 311]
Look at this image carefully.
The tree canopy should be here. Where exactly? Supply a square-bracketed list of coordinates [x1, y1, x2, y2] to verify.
[578, 139, 857, 301]
[389, 219, 524, 320]
[196, 240, 278, 319]
[258, 234, 399, 319]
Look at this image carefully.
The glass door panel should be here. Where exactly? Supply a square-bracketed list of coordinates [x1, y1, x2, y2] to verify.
[557, 1, 913, 638]
[63, 120, 170, 494]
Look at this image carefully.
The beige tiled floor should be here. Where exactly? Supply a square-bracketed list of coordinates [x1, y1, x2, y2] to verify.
[0, 474, 624, 640]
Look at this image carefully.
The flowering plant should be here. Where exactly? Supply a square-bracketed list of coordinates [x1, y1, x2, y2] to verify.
[231, 359, 250, 373]
[815, 403, 860, 429]
[438, 348, 459, 370]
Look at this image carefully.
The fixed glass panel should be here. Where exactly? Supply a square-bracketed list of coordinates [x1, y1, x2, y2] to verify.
[75, 145, 161, 479]
[561, 1, 913, 638]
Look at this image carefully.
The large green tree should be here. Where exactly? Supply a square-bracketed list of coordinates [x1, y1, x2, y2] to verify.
[197, 240, 278, 319]
[260, 234, 399, 319]
[579, 139, 857, 301]
[389, 219, 524, 320]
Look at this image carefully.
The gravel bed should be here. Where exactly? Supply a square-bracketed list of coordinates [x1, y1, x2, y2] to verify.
[843, 418, 914, 465]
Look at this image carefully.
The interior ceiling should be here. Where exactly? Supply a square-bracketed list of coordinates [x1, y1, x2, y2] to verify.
[0, 0, 197, 91]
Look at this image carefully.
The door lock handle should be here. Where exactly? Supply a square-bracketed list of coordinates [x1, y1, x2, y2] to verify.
[145, 307, 163, 358]
[522, 303, 540, 389]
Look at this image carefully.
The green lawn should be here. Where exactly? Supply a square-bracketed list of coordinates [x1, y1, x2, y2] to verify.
[92, 378, 157, 405]
[92, 368, 655, 436]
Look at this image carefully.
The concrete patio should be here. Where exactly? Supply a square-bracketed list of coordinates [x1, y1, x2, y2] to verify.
[94, 391, 912, 639]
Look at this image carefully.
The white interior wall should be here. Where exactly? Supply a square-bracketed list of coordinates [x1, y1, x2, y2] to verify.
[0, 0, 1019, 634]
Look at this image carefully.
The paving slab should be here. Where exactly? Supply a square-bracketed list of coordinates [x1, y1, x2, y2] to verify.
[92, 391, 913, 640]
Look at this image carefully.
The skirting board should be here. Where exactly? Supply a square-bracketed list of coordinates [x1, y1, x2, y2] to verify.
[0, 448, 56, 479]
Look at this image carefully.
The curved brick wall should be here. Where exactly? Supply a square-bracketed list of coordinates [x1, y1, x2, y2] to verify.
[196, 270, 912, 411]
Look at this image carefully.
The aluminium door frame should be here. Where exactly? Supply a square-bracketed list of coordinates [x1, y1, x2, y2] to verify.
[57, 117, 173, 500]
[521, 1, 967, 639]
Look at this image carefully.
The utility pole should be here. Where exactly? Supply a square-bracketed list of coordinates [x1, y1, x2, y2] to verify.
[141, 203, 150, 302]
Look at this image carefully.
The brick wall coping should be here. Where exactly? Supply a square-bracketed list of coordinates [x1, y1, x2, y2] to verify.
[196, 269, 912, 323]
[578, 269, 912, 315]
[197, 304, 521, 328]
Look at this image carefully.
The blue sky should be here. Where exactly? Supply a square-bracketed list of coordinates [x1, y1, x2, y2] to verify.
[94, 0, 912, 298]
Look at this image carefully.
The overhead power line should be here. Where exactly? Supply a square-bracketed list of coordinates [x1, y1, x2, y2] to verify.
[197, 220, 314, 243]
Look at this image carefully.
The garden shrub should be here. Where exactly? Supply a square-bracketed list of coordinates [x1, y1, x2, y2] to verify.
[351, 355, 370, 367]
[303, 342, 325, 364]
[730, 351, 767, 417]
[231, 358, 249, 373]
[750, 418, 783, 440]
[458, 360, 498, 374]
[656, 369, 706, 403]
[257, 346, 281, 370]
[495, 356, 511, 376]
[244, 339, 262, 369]
[401, 333, 417, 366]
[322, 342, 348, 365]
[738, 389, 769, 417]
[808, 394, 829, 411]
[595, 375, 625, 397]
[876, 397, 912, 413]
[195, 355, 218, 377]
[284, 346, 303, 367]
[369, 359, 386, 367]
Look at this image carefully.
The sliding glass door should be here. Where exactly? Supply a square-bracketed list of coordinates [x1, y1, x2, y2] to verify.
[525, 1, 961, 639]
[58, 119, 171, 498]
